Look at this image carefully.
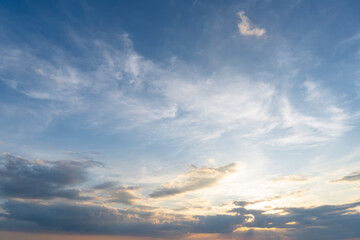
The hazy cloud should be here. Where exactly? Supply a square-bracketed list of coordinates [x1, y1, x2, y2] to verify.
[32, 68, 45, 76]
[271, 175, 310, 183]
[234, 190, 307, 208]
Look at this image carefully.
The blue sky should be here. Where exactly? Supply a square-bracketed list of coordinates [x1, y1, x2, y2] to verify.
[0, 1, 360, 239]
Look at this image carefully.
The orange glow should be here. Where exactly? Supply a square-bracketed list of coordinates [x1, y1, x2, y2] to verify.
[0, 231, 168, 240]
[234, 227, 290, 232]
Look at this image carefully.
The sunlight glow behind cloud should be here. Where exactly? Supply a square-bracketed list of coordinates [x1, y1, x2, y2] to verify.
[0, 1, 360, 239]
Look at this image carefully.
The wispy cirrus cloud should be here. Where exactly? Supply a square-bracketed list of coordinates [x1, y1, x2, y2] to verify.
[0, 33, 353, 147]
[269, 95, 350, 146]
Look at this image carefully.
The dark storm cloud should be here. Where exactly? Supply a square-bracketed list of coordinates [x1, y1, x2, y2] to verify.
[149, 163, 238, 198]
[0, 153, 102, 200]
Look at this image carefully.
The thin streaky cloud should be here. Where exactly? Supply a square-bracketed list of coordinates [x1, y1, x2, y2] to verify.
[332, 171, 360, 183]
[149, 163, 238, 198]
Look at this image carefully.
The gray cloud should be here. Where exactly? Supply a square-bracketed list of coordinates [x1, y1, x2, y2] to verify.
[92, 181, 141, 205]
[228, 201, 360, 240]
[0, 200, 190, 238]
[192, 201, 360, 240]
[0, 153, 140, 205]
[233, 190, 307, 209]
[1, 199, 359, 240]
[149, 163, 238, 198]
[333, 171, 360, 183]
[0, 153, 101, 200]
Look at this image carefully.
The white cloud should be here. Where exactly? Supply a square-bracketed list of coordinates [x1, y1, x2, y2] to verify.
[269, 97, 350, 146]
[0, 35, 352, 147]
[159, 76, 277, 140]
[237, 11, 266, 37]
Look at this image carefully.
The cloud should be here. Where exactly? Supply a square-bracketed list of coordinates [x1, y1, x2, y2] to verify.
[0, 200, 190, 238]
[0, 152, 101, 200]
[160, 77, 277, 141]
[0, 152, 141, 205]
[149, 163, 238, 198]
[32, 68, 45, 76]
[233, 190, 307, 209]
[237, 11, 266, 37]
[269, 96, 350, 146]
[0, 33, 352, 147]
[271, 175, 310, 183]
[225, 201, 360, 240]
[1, 199, 360, 240]
[0, 183, 357, 239]
[92, 182, 141, 205]
[332, 171, 360, 183]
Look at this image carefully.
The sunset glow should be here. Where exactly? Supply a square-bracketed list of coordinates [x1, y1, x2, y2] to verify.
[0, 1, 360, 240]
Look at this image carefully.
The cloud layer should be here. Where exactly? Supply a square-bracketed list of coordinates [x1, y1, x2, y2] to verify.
[0, 33, 352, 147]
[1, 199, 359, 240]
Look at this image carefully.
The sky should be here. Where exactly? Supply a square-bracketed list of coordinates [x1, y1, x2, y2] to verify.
[0, 0, 360, 239]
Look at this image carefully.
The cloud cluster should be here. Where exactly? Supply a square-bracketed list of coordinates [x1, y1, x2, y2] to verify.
[1, 199, 359, 240]
[0, 151, 359, 239]
[230, 201, 360, 240]
[0, 152, 144, 205]
[0, 153, 101, 200]
[0, 200, 195, 238]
